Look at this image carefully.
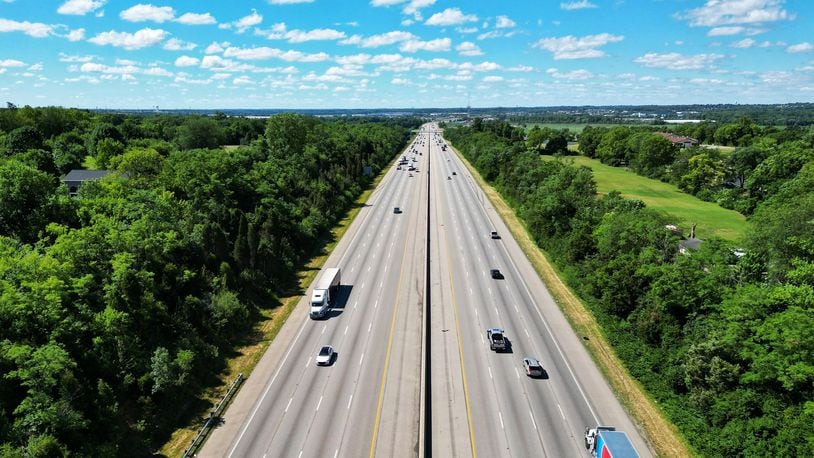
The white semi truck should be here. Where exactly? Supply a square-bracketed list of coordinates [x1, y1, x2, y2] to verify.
[310, 267, 341, 319]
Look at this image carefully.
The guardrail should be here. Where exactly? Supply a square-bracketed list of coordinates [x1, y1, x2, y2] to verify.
[183, 373, 244, 458]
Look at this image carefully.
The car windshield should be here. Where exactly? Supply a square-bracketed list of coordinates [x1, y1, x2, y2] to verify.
[319, 347, 331, 356]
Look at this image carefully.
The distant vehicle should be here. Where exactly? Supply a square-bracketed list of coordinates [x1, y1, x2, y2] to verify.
[490, 231, 500, 239]
[487, 328, 508, 352]
[408, 173, 412, 177]
[447, 176, 451, 180]
[408, 166, 415, 171]
[310, 267, 341, 319]
[394, 207, 402, 214]
[315, 345, 335, 366]
[397, 166, 401, 170]
[452, 171, 457, 175]
[442, 145, 447, 151]
[490, 269, 503, 279]
[522, 357, 543, 377]
[584, 426, 639, 457]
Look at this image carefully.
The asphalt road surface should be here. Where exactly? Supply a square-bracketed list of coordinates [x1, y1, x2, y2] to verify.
[201, 123, 652, 458]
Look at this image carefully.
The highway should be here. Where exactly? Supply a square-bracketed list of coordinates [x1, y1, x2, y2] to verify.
[201, 123, 652, 458]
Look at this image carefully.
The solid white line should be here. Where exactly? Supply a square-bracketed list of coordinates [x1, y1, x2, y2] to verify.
[285, 397, 293, 413]
[227, 300, 311, 457]
[315, 395, 323, 411]
[499, 412, 504, 429]
[558, 403, 565, 419]
[347, 394, 353, 409]
[530, 411, 538, 430]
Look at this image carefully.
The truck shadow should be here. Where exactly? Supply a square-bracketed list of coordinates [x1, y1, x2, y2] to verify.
[325, 284, 353, 319]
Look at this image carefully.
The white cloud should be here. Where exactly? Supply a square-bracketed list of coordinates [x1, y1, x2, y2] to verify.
[456, 41, 483, 56]
[477, 30, 517, 40]
[546, 68, 595, 79]
[228, 9, 263, 33]
[341, 31, 416, 48]
[88, 28, 168, 50]
[707, 25, 766, 36]
[508, 65, 533, 72]
[425, 8, 478, 26]
[205, 41, 229, 53]
[787, 42, 813, 53]
[176, 12, 216, 25]
[59, 53, 95, 62]
[634, 52, 725, 70]
[57, 0, 105, 15]
[285, 28, 346, 43]
[67, 28, 85, 41]
[371, 0, 406, 6]
[233, 75, 253, 85]
[400, 37, 451, 53]
[120, 4, 175, 23]
[483, 75, 503, 82]
[0, 59, 25, 67]
[200, 55, 254, 71]
[223, 46, 329, 62]
[269, 0, 314, 3]
[680, 0, 792, 27]
[403, 0, 435, 15]
[560, 0, 597, 10]
[495, 15, 516, 28]
[79, 61, 172, 77]
[731, 38, 756, 48]
[163, 38, 197, 51]
[0, 18, 53, 38]
[533, 33, 624, 59]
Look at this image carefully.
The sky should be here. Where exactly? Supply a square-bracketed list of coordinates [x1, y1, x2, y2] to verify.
[1, 0, 813, 109]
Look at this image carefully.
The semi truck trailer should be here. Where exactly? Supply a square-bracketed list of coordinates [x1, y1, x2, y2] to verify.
[310, 267, 341, 319]
[584, 425, 639, 458]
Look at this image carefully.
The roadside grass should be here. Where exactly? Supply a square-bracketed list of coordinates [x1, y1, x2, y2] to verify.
[546, 155, 747, 242]
[452, 146, 693, 458]
[159, 158, 395, 457]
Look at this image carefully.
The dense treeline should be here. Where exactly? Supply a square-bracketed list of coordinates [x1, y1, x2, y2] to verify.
[444, 119, 814, 457]
[508, 103, 814, 126]
[0, 106, 416, 455]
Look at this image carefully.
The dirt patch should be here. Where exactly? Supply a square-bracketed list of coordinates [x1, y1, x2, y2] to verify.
[452, 145, 693, 458]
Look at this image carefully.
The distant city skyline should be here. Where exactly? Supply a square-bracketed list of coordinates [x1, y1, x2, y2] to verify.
[1, 0, 813, 108]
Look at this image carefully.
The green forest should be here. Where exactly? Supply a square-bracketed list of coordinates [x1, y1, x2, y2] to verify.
[444, 118, 814, 457]
[0, 106, 416, 456]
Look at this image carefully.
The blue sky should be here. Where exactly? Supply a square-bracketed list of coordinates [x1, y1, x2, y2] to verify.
[1, 0, 813, 108]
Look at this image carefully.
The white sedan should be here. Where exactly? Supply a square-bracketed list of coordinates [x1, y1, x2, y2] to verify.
[316, 345, 335, 366]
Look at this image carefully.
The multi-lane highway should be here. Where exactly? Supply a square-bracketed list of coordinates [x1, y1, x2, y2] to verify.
[201, 123, 652, 457]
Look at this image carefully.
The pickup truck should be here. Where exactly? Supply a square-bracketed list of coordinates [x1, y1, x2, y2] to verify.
[487, 328, 508, 352]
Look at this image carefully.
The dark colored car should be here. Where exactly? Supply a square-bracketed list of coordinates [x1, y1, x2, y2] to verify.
[490, 269, 503, 279]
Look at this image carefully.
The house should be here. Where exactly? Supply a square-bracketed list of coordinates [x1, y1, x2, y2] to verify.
[62, 169, 118, 197]
[656, 132, 699, 148]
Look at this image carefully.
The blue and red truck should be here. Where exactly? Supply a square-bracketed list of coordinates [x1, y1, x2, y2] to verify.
[584, 425, 639, 458]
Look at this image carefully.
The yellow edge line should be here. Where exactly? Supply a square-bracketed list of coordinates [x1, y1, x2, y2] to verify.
[368, 185, 414, 458]
[440, 158, 478, 458]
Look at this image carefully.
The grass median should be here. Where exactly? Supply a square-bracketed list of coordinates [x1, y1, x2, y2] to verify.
[453, 146, 693, 458]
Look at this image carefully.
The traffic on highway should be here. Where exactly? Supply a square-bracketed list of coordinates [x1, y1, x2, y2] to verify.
[201, 123, 649, 457]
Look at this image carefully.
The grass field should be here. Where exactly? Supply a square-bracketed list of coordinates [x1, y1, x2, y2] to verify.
[547, 155, 748, 242]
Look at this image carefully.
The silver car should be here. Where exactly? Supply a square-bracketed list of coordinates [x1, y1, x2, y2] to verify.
[316, 345, 335, 366]
[522, 357, 543, 378]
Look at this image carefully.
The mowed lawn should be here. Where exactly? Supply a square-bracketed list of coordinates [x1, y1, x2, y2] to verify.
[547, 155, 748, 242]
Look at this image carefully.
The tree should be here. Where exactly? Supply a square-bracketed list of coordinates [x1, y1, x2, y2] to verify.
[175, 117, 225, 150]
[578, 126, 607, 158]
[0, 160, 56, 241]
[4, 126, 43, 155]
[543, 132, 569, 155]
[633, 133, 675, 177]
[596, 126, 631, 166]
[94, 138, 124, 169]
[680, 152, 725, 196]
